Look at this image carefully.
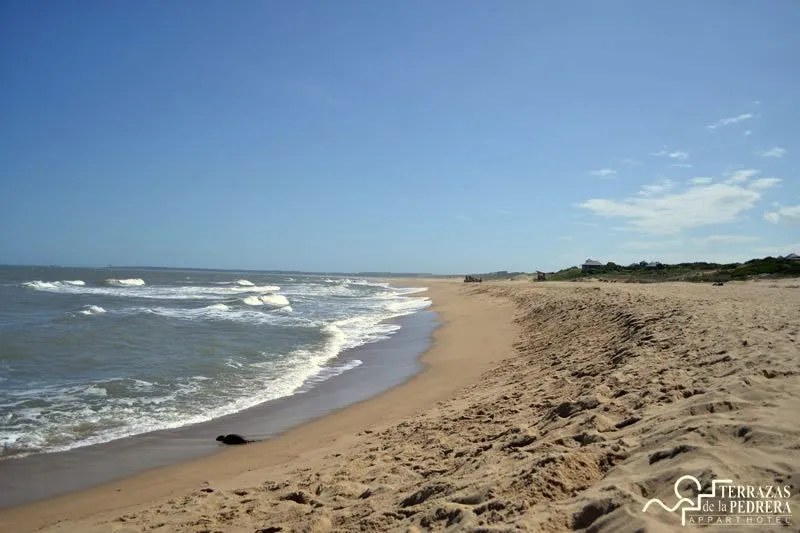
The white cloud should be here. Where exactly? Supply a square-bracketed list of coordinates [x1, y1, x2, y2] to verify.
[689, 177, 713, 185]
[651, 149, 689, 160]
[763, 204, 800, 224]
[748, 177, 781, 190]
[744, 130, 752, 136]
[756, 147, 787, 158]
[670, 163, 693, 168]
[589, 168, 617, 177]
[707, 113, 753, 130]
[579, 183, 763, 234]
[690, 234, 759, 246]
[639, 179, 674, 197]
[726, 169, 759, 184]
[623, 239, 682, 250]
[753, 242, 800, 256]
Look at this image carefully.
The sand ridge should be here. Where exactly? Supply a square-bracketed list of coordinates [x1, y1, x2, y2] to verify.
[3, 279, 799, 532]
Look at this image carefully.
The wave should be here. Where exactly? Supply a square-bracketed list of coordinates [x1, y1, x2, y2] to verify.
[134, 304, 310, 326]
[260, 294, 290, 307]
[241, 294, 290, 307]
[20, 281, 280, 300]
[242, 295, 264, 306]
[234, 279, 254, 286]
[105, 278, 145, 287]
[77, 305, 106, 316]
[226, 285, 280, 293]
[22, 280, 85, 290]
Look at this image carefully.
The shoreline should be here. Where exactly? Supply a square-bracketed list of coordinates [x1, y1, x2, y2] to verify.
[0, 308, 438, 508]
[0, 279, 519, 531]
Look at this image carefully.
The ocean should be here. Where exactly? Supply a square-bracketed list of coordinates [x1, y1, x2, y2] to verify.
[0, 266, 430, 460]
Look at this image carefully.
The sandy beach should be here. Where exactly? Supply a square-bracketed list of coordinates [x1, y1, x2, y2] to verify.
[2, 278, 799, 532]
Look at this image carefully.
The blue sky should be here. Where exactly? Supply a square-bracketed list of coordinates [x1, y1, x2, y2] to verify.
[1, 1, 797, 273]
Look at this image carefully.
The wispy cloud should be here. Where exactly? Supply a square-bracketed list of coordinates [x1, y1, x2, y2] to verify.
[748, 177, 781, 190]
[763, 204, 800, 224]
[651, 149, 689, 160]
[588, 168, 617, 177]
[756, 147, 787, 158]
[639, 179, 674, 197]
[670, 163, 693, 168]
[623, 239, 682, 250]
[579, 182, 762, 234]
[744, 130, 753, 136]
[690, 234, 759, 246]
[621, 158, 641, 166]
[706, 113, 753, 130]
[689, 177, 713, 185]
[753, 242, 800, 256]
[726, 169, 759, 184]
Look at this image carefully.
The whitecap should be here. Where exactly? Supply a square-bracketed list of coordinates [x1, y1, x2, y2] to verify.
[259, 294, 290, 307]
[22, 281, 59, 290]
[241, 296, 263, 306]
[234, 279, 254, 286]
[78, 305, 106, 316]
[23, 279, 88, 291]
[105, 278, 145, 287]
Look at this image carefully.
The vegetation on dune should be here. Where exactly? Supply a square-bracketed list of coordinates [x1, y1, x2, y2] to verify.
[473, 256, 800, 283]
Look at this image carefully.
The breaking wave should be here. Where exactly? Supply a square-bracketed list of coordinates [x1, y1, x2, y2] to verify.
[22, 280, 85, 290]
[105, 278, 145, 287]
[77, 305, 106, 316]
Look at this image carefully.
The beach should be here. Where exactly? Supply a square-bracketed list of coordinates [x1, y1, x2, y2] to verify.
[1, 278, 799, 532]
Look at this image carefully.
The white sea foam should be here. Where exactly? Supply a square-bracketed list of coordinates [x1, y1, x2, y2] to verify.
[235, 279, 254, 286]
[83, 385, 107, 396]
[77, 305, 106, 316]
[22, 280, 85, 290]
[206, 303, 230, 311]
[241, 296, 263, 306]
[224, 358, 244, 369]
[259, 294, 290, 307]
[105, 278, 145, 287]
[226, 285, 280, 293]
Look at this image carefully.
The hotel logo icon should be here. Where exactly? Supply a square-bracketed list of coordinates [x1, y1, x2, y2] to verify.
[643, 475, 731, 526]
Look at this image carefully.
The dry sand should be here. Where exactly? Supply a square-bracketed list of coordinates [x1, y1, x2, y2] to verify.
[1, 279, 798, 532]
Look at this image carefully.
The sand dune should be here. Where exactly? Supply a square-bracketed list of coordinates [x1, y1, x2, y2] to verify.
[4, 279, 799, 532]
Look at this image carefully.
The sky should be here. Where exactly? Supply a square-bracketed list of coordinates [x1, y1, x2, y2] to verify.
[1, 1, 798, 273]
